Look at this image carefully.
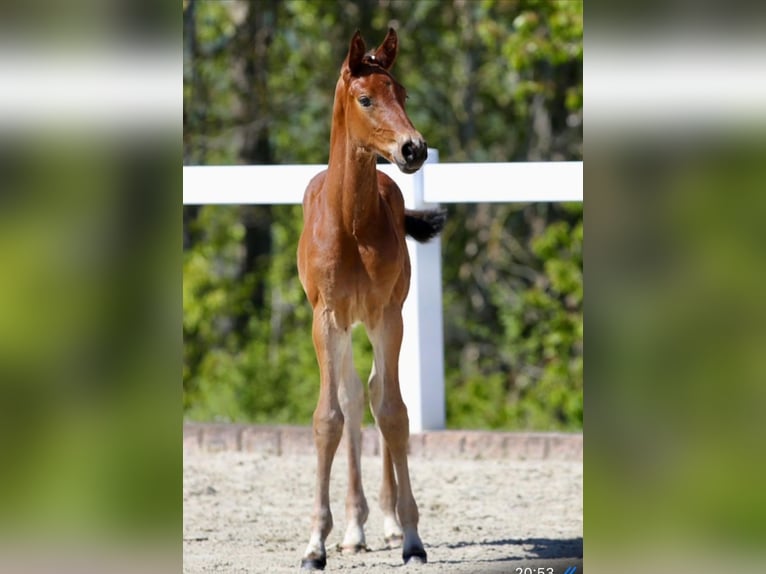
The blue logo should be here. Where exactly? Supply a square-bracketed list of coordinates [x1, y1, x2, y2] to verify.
[563, 567, 577, 574]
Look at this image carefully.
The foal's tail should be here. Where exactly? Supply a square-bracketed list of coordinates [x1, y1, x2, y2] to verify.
[404, 208, 447, 243]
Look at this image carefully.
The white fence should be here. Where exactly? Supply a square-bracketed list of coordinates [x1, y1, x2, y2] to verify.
[183, 151, 583, 432]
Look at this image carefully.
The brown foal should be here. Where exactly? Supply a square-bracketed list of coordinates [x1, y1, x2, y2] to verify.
[296, 28, 445, 570]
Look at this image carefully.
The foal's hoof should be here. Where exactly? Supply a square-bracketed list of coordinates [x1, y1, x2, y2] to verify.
[300, 556, 327, 570]
[403, 547, 427, 565]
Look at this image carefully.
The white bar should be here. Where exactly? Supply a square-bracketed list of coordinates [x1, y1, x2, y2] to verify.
[422, 161, 582, 203]
[183, 165, 325, 205]
[183, 161, 582, 205]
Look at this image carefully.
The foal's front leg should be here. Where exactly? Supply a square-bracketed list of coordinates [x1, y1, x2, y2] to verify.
[338, 345, 369, 553]
[301, 308, 346, 570]
[369, 362, 404, 547]
[368, 306, 427, 564]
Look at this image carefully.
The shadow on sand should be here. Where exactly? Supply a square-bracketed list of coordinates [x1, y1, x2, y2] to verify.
[427, 536, 583, 568]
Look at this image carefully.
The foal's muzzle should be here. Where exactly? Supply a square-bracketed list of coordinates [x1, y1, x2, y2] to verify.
[398, 138, 428, 174]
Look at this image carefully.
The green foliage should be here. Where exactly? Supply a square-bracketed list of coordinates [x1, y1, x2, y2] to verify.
[183, 0, 582, 431]
[442, 202, 582, 431]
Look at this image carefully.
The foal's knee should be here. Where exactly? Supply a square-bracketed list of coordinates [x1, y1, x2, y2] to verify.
[376, 405, 409, 448]
[313, 407, 344, 443]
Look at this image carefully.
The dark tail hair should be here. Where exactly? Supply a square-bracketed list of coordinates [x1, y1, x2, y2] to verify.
[404, 208, 447, 243]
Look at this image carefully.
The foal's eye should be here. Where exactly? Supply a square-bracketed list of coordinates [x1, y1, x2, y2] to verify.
[358, 96, 372, 108]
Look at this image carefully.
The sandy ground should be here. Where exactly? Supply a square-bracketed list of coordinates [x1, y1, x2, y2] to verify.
[183, 450, 582, 573]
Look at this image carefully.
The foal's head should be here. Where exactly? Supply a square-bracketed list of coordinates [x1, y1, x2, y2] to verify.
[336, 28, 427, 174]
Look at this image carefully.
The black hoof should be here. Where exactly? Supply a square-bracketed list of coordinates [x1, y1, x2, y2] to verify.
[403, 547, 427, 565]
[300, 556, 326, 570]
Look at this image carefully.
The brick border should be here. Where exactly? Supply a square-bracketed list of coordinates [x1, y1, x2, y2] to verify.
[184, 423, 581, 461]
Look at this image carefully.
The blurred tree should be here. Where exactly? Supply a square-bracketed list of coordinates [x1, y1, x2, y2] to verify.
[183, 0, 582, 430]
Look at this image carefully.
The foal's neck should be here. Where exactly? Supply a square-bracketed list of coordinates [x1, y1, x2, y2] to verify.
[326, 106, 380, 238]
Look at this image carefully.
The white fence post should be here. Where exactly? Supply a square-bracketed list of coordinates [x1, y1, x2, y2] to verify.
[399, 149, 446, 433]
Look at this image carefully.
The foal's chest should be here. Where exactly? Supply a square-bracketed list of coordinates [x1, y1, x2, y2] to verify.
[315, 237, 407, 325]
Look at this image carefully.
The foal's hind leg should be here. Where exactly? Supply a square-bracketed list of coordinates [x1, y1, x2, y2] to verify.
[338, 344, 369, 553]
[367, 306, 427, 564]
[301, 307, 347, 570]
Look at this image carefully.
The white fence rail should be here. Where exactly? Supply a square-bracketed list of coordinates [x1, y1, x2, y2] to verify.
[183, 151, 583, 432]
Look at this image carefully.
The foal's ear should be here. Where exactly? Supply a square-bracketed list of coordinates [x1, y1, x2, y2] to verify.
[346, 30, 366, 76]
[372, 27, 398, 70]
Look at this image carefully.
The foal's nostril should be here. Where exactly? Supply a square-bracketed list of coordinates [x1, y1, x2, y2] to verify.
[402, 141, 416, 163]
[402, 140, 426, 164]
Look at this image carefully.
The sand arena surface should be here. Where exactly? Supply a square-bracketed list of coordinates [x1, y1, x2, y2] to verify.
[183, 445, 582, 573]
